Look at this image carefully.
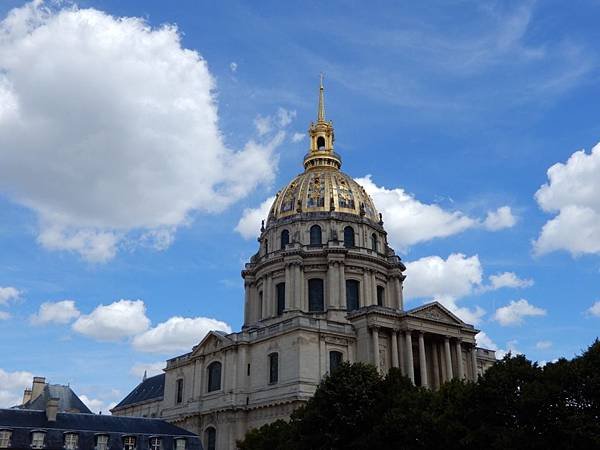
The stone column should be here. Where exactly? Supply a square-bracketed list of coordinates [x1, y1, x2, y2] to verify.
[391, 330, 399, 368]
[456, 340, 465, 379]
[363, 270, 371, 306]
[395, 277, 404, 310]
[371, 328, 380, 371]
[284, 265, 292, 311]
[243, 282, 251, 324]
[418, 332, 429, 388]
[328, 262, 337, 308]
[405, 331, 415, 383]
[471, 346, 478, 381]
[444, 337, 453, 380]
[266, 275, 273, 318]
[339, 263, 346, 309]
[439, 342, 447, 382]
[371, 271, 378, 306]
[397, 332, 405, 376]
[432, 341, 440, 389]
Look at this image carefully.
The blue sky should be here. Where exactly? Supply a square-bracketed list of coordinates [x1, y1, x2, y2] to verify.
[0, 0, 599, 411]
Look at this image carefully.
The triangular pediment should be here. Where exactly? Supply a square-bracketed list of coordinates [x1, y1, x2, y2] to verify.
[407, 302, 466, 326]
[191, 331, 233, 357]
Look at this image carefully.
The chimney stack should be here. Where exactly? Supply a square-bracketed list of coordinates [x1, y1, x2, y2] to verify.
[32, 377, 46, 401]
[46, 397, 59, 422]
[22, 388, 32, 405]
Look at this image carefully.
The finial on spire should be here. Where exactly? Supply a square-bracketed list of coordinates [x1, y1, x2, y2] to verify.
[317, 73, 325, 122]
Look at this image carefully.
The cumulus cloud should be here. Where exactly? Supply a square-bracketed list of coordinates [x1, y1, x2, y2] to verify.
[487, 272, 534, 290]
[30, 300, 80, 325]
[72, 300, 150, 341]
[586, 301, 600, 318]
[493, 299, 547, 326]
[235, 196, 275, 239]
[0, 368, 33, 408]
[534, 143, 600, 256]
[404, 253, 486, 324]
[130, 361, 165, 379]
[132, 316, 232, 353]
[0, 286, 20, 305]
[483, 206, 517, 230]
[0, 1, 281, 262]
[78, 394, 117, 414]
[475, 331, 498, 351]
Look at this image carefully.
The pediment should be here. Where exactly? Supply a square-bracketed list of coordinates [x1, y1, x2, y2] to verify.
[407, 302, 465, 326]
[190, 331, 233, 357]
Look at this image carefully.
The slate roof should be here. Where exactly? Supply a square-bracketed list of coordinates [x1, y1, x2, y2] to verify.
[112, 374, 165, 410]
[16, 384, 92, 414]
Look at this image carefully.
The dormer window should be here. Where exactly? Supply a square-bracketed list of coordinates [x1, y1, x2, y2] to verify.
[174, 438, 187, 450]
[150, 437, 162, 450]
[64, 433, 79, 450]
[0, 430, 12, 448]
[95, 434, 109, 450]
[123, 436, 136, 450]
[31, 431, 45, 449]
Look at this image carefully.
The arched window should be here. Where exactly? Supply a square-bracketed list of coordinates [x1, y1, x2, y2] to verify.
[280, 229, 289, 250]
[317, 136, 326, 149]
[276, 282, 285, 316]
[343, 226, 355, 248]
[268, 353, 279, 384]
[346, 280, 360, 311]
[205, 427, 216, 450]
[310, 225, 322, 246]
[207, 361, 222, 392]
[371, 233, 378, 252]
[329, 351, 343, 372]
[308, 278, 324, 312]
[377, 285, 385, 307]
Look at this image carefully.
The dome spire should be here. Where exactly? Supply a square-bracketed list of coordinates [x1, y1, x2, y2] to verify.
[317, 73, 325, 122]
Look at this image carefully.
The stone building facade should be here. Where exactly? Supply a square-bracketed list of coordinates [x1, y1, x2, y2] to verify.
[112, 80, 496, 450]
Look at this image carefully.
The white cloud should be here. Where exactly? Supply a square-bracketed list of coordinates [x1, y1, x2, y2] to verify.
[404, 253, 486, 324]
[488, 272, 534, 290]
[254, 115, 272, 136]
[130, 361, 165, 379]
[78, 394, 117, 414]
[72, 300, 150, 341]
[229, 61, 237, 72]
[132, 316, 232, 353]
[493, 299, 547, 326]
[586, 301, 600, 318]
[535, 340, 552, 350]
[0, 2, 280, 262]
[496, 340, 521, 359]
[357, 175, 476, 249]
[534, 143, 600, 256]
[254, 108, 296, 136]
[291, 132, 305, 143]
[0, 368, 33, 408]
[235, 196, 275, 240]
[0, 286, 20, 305]
[30, 300, 80, 325]
[483, 206, 517, 230]
[475, 331, 498, 351]
[0, 311, 10, 320]
[276, 108, 296, 127]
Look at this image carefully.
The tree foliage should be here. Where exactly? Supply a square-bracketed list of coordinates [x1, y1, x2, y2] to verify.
[237, 339, 600, 450]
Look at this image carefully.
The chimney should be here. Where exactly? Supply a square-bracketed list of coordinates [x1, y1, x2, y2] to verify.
[22, 388, 32, 405]
[31, 376, 46, 400]
[46, 397, 59, 422]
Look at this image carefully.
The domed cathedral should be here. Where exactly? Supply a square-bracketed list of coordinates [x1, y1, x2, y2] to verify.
[112, 79, 496, 450]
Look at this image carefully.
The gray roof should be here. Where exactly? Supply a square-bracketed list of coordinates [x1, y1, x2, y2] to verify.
[112, 374, 164, 410]
[16, 384, 92, 414]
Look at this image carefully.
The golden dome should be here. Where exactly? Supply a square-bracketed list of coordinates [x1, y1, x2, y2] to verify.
[267, 76, 379, 224]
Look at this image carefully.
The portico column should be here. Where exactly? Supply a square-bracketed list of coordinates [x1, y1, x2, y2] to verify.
[371, 271, 378, 306]
[405, 331, 415, 383]
[418, 332, 429, 388]
[394, 277, 403, 310]
[456, 340, 465, 379]
[397, 332, 405, 376]
[444, 337, 453, 380]
[432, 341, 440, 389]
[339, 263, 346, 309]
[266, 275, 273, 317]
[391, 330, 399, 368]
[371, 328, 380, 371]
[471, 345, 478, 381]
[363, 270, 371, 306]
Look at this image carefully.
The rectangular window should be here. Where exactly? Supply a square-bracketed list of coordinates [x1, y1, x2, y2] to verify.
[175, 439, 186, 450]
[377, 285, 385, 307]
[65, 433, 78, 450]
[269, 353, 279, 384]
[149, 437, 161, 450]
[308, 279, 324, 312]
[276, 282, 285, 316]
[31, 432, 45, 449]
[247, 364, 251, 376]
[123, 436, 136, 450]
[0, 431, 11, 448]
[96, 435, 109, 450]
[346, 280, 360, 311]
[176, 378, 183, 404]
[329, 351, 343, 372]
